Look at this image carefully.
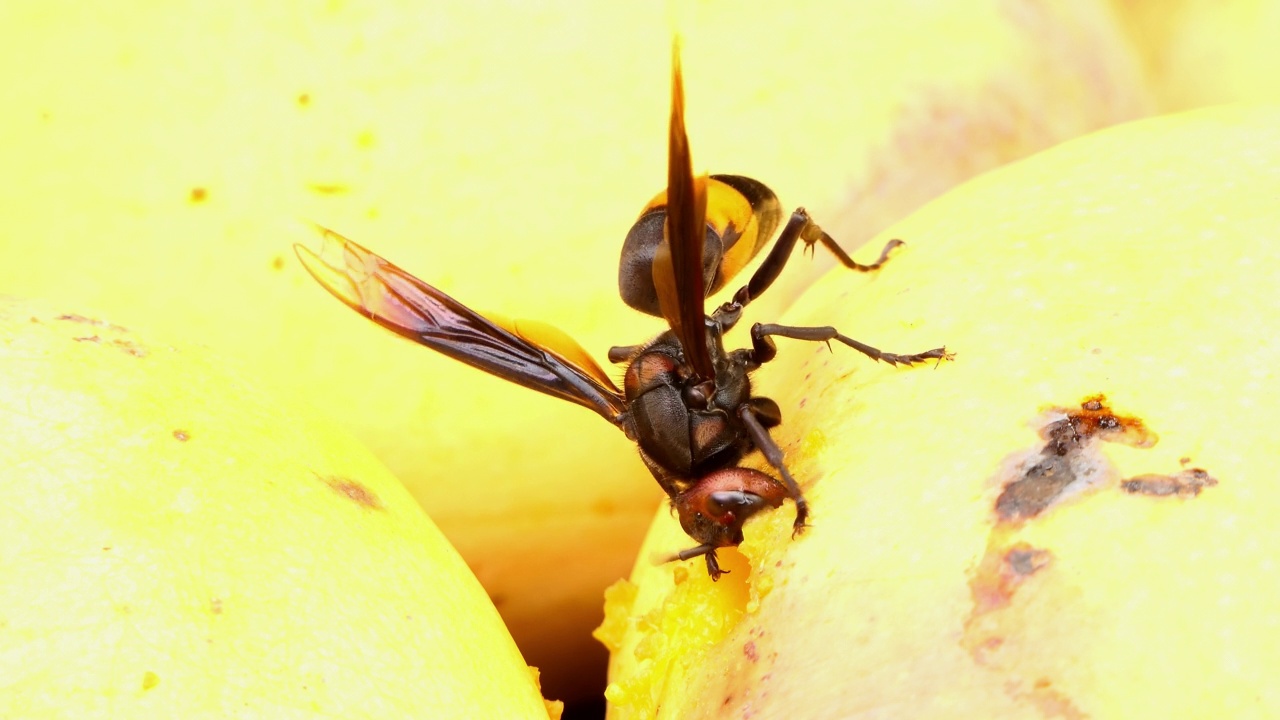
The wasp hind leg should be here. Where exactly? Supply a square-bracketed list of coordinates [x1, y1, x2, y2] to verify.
[750, 323, 952, 367]
[723, 208, 905, 313]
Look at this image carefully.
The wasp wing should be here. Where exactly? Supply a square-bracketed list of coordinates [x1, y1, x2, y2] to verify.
[295, 225, 628, 423]
[654, 38, 716, 380]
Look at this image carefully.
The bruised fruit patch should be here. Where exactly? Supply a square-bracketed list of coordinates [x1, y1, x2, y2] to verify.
[969, 538, 1052, 617]
[966, 394, 1220, 685]
[320, 475, 383, 509]
[58, 313, 148, 356]
[1121, 468, 1218, 498]
[995, 395, 1157, 522]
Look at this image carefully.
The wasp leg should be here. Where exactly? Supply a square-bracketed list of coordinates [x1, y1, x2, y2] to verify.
[737, 403, 809, 536]
[722, 208, 904, 312]
[668, 543, 727, 580]
[751, 323, 951, 367]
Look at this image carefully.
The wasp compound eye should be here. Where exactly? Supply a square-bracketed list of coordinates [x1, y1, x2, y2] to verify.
[706, 490, 767, 519]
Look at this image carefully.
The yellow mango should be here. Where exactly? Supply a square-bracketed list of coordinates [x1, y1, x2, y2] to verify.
[602, 105, 1280, 718]
[0, 297, 556, 719]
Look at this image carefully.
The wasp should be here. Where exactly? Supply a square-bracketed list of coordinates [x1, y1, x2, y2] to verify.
[295, 42, 949, 580]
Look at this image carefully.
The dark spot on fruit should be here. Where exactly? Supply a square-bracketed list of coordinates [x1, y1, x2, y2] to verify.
[271, 254, 286, 271]
[111, 338, 147, 357]
[1121, 468, 1218, 498]
[321, 475, 383, 509]
[73, 335, 101, 344]
[296, 92, 311, 107]
[209, 597, 223, 615]
[994, 394, 1157, 523]
[58, 313, 127, 332]
[172, 429, 190, 442]
[141, 671, 160, 691]
[969, 540, 1052, 616]
[743, 641, 759, 662]
[489, 592, 507, 608]
[189, 187, 208, 203]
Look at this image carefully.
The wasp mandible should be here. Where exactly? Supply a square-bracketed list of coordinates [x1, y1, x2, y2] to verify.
[296, 41, 949, 579]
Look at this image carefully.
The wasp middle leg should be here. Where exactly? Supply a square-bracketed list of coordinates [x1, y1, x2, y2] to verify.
[750, 323, 951, 367]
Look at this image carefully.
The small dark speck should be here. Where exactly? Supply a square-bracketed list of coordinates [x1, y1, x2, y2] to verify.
[112, 338, 148, 357]
[210, 597, 223, 614]
[58, 313, 128, 333]
[321, 475, 383, 509]
[189, 187, 208, 203]
[271, 255, 286, 271]
[798, 397, 807, 409]
[743, 641, 759, 662]
[102, 546, 112, 552]
[73, 335, 102, 344]
[490, 593, 508, 608]
[172, 429, 190, 442]
[296, 92, 311, 107]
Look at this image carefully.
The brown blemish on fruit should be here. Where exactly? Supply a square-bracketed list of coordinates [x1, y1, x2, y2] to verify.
[969, 538, 1052, 616]
[189, 187, 208, 203]
[271, 254, 286, 271]
[743, 641, 759, 662]
[1004, 677, 1088, 720]
[1121, 468, 1218, 498]
[112, 338, 147, 357]
[967, 394, 1220, 676]
[172, 429, 190, 442]
[321, 475, 383, 509]
[59, 313, 147, 356]
[57, 313, 127, 332]
[296, 92, 311, 107]
[209, 597, 223, 615]
[995, 394, 1156, 523]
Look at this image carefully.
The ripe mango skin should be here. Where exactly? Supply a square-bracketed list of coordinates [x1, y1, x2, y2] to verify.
[0, 298, 555, 720]
[603, 105, 1280, 718]
[0, 0, 1149, 702]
